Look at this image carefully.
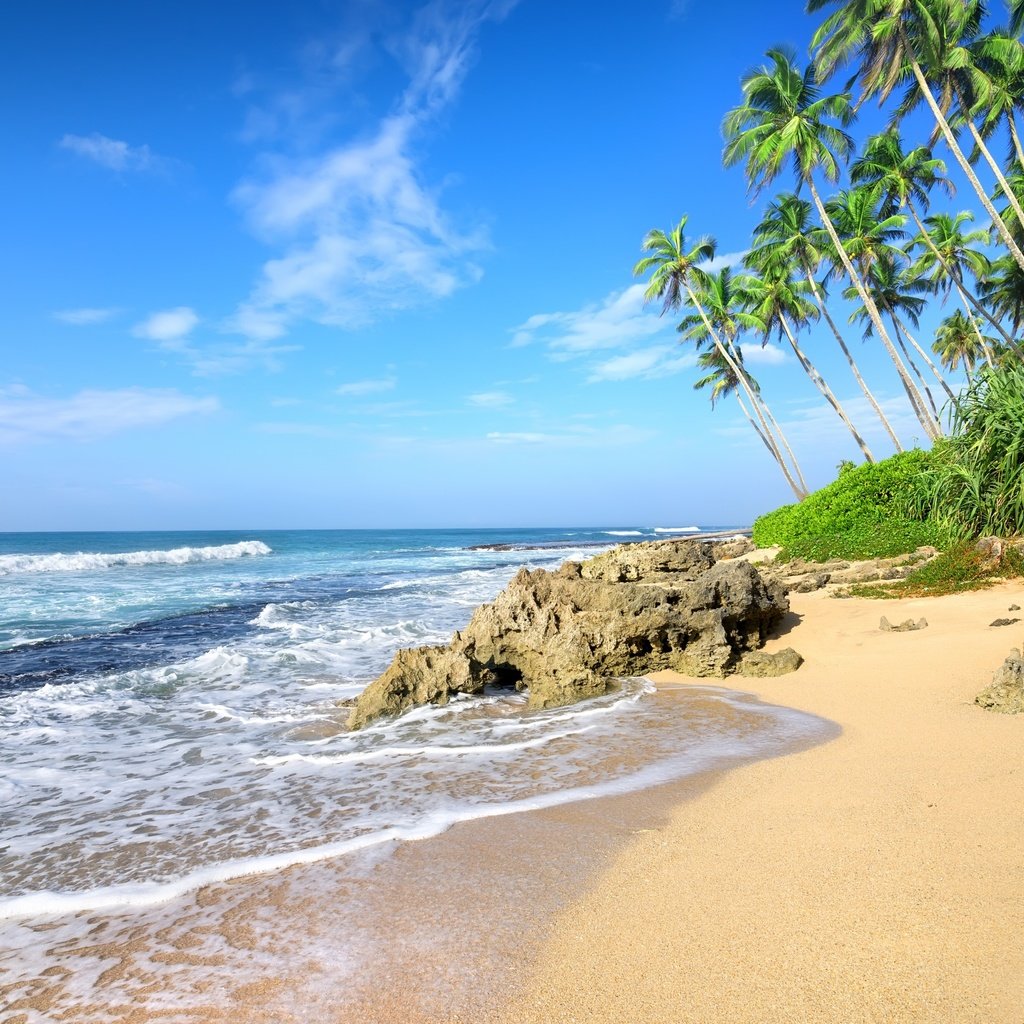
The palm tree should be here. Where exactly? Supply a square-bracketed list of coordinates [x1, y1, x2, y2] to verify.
[933, 309, 999, 373]
[691, 348, 781, 460]
[978, 252, 1024, 333]
[676, 264, 811, 494]
[809, 0, 1024, 273]
[633, 217, 809, 498]
[907, 210, 1003, 366]
[722, 49, 932, 441]
[823, 182, 944, 434]
[970, 28, 1024, 170]
[751, 193, 903, 448]
[740, 259, 876, 460]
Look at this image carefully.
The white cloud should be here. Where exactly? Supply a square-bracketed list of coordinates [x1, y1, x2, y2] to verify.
[487, 431, 548, 444]
[0, 386, 219, 444]
[468, 390, 513, 407]
[699, 249, 749, 273]
[133, 307, 200, 344]
[742, 343, 788, 366]
[337, 377, 397, 396]
[229, 1, 513, 338]
[587, 345, 696, 383]
[59, 133, 166, 173]
[510, 284, 672, 355]
[52, 307, 121, 326]
[486, 423, 657, 447]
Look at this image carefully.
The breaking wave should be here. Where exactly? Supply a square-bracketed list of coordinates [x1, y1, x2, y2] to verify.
[0, 541, 272, 576]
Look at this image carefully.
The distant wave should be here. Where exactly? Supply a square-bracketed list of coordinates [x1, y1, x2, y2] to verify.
[653, 526, 700, 534]
[604, 530, 644, 537]
[0, 541, 272, 576]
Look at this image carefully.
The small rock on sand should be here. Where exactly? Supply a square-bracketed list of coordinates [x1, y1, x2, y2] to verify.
[880, 616, 928, 633]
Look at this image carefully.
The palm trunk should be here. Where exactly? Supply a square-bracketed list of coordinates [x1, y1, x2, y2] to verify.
[777, 312, 875, 462]
[906, 204, 1019, 352]
[1008, 114, 1024, 172]
[954, 290, 995, 370]
[806, 175, 941, 440]
[903, 42, 1024, 272]
[736, 393, 777, 459]
[891, 311, 957, 406]
[801, 263, 904, 451]
[758, 393, 811, 495]
[889, 314, 942, 425]
[682, 282, 808, 499]
[961, 100, 1024, 230]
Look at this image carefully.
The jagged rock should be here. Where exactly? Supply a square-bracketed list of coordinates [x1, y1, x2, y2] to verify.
[1010, 604, 1021, 611]
[879, 616, 928, 632]
[975, 649, 1024, 714]
[736, 647, 804, 677]
[346, 540, 794, 729]
[989, 617, 1021, 627]
[792, 572, 831, 593]
[713, 537, 755, 560]
[976, 536, 1004, 565]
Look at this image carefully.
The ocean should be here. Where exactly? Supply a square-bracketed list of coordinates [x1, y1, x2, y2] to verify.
[0, 526, 830, 1019]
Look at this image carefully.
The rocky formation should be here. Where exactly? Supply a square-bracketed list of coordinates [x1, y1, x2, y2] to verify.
[346, 539, 795, 730]
[760, 548, 941, 596]
[879, 616, 928, 632]
[975, 649, 1024, 714]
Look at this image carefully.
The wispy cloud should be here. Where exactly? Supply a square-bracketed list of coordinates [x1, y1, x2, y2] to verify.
[0, 386, 218, 444]
[487, 423, 656, 447]
[510, 284, 671, 355]
[742, 343, 787, 366]
[587, 345, 696, 383]
[133, 307, 200, 345]
[337, 376, 397, 397]
[700, 249, 749, 273]
[52, 307, 121, 326]
[229, 0, 514, 340]
[468, 390, 513, 407]
[59, 133, 170, 173]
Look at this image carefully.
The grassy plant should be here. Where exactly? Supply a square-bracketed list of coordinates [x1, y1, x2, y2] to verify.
[922, 361, 1024, 539]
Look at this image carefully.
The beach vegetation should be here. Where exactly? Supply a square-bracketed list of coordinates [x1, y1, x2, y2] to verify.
[632, 0, 1024, 512]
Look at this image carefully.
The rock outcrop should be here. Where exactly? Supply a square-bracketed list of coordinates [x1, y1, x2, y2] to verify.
[346, 540, 796, 730]
[975, 649, 1024, 714]
[879, 616, 929, 632]
[760, 547, 941, 595]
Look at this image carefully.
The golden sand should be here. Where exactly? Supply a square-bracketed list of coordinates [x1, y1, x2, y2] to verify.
[500, 582, 1024, 1024]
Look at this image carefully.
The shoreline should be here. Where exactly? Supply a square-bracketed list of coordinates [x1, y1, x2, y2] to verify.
[500, 580, 1024, 1024]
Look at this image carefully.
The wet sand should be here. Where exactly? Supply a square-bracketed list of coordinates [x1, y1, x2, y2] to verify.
[501, 582, 1024, 1024]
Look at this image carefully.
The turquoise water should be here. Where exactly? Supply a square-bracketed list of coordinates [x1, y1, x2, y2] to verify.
[0, 525, 822, 922]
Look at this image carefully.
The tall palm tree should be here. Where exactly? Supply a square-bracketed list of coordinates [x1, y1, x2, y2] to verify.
[752, 193, 903, 448]
[978, 252, 1024, 333]
[933, 309, 999, 373]
[907, 210, 1002, 365]
[970, 28, 1024, 170]
[809, 0, 1024, 273]
[633, 217, 809, 498]
[741, 258, 876, 460]
[676, 265, 810, 494]
[823, 182, 944, 433]
[722, 49, 929, 442]
[691, 348, 780, 461]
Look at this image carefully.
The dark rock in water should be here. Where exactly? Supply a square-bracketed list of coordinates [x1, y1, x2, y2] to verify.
[989, 617, 1021, 628]
[976, 649, 1024, 714]
[346, 539, 797, 729]
[736, 647, 804, 677]
[879, 616, 928, 632]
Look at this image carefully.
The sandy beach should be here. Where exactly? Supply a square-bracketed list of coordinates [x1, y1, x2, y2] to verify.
[500, 580, 1024, 1024]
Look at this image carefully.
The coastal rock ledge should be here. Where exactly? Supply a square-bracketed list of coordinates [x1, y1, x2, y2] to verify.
[346, 540, 799, 730]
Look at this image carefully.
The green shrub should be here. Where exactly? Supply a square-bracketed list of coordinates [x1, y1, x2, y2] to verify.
[752, 449, 950, 561]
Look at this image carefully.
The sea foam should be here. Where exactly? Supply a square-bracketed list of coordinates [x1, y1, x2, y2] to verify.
[0, 541, 272, 575]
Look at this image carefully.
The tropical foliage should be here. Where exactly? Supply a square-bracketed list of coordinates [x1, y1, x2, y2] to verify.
[632, 0, 1024, 540]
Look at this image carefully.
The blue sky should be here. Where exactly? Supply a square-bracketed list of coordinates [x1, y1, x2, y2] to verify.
[0, 0, 985, 529]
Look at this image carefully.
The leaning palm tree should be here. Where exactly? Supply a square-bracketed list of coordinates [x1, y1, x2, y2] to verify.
[676, 264, 810, 495]
[809, 0, 1024, 273]
[823, 182, 943, 433]
[969, 28, 1024, 170]
[907, 211, 1002, 366]
[633, 217, 809, 498]
[933, 309, 999, 374]
[978, 252, 1024, 334]
[752, 193, 903, 448]
[740, 258, 876, 460]
[722, 49, 929, 439]
[692, 347, 780, 461]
